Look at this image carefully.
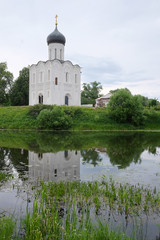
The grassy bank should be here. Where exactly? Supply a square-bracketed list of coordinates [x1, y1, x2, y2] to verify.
[0, 105, 160, 130]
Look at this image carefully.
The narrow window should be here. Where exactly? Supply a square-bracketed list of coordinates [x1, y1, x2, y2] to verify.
[48, 91, 49, 98]
[55, 49, 57, 59]
[65, 95, 69, 105]
[66, 72, 68, 82]
[38, 153, 43, 160]
[40, 72, 43, 82]
[75, 74, 77, 83]
[33, 73, 35, 83]
[54, 169, 57, 177]
[60, 49, 62, 60]
[39, 94, 43, 104]
[64, 150, 68, 158]
[48, 70, 50, 81]
[55, 77, 58, 85]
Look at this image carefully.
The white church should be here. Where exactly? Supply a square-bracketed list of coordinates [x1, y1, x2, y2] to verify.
[29, 16, 81, 106]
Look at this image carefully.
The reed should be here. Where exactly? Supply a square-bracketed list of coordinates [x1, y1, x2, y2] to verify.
[1, 179, 159, 239]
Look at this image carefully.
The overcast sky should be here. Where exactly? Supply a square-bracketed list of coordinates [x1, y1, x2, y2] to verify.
[0, 0, 160, 99]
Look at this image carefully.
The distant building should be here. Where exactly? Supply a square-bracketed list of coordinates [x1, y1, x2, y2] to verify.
[29, 16, 81, 106]
[95, 93, 112, 107]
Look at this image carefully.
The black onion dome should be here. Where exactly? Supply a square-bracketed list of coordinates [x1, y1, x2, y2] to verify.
[47, 26, 66, 45]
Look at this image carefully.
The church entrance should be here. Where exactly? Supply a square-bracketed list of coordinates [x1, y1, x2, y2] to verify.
[65, 95, 69, 105]
[39, 94, 43, 104]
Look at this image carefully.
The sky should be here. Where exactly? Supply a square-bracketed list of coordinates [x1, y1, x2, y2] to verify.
[0, 0, 160, 100]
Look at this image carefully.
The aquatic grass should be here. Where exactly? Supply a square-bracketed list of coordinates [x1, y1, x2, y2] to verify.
[0, 180, 159, 239]
[0, 217, 15, 240]
[22, 180, 160, 239]
[0, 172, 8, 182]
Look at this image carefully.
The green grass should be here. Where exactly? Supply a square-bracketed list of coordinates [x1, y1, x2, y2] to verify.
[0, 105, 160, 130]
[1, 180, 160, 239]
[0, 217, 15, 240]
[23, 180, 159, 239]
[0, 106, 37, 129]
[0, 172, 8, 182]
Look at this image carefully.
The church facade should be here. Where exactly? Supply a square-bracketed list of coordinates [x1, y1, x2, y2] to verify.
[29, 17, 81, 106]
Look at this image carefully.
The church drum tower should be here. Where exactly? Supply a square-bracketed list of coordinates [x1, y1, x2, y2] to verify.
[29, 16, 81, 106]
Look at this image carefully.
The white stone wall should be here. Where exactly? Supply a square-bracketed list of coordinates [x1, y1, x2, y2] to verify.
[29, 59, 81, 106]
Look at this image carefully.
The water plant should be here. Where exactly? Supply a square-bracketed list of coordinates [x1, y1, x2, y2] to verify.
[0, 217, 15, 240]
[0, 179, 159, 239]
[22, 180, 160, 239]
[0, 172, 8, 182]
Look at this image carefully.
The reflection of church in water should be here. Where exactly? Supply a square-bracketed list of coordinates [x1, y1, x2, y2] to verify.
[29, 150, 80, 182]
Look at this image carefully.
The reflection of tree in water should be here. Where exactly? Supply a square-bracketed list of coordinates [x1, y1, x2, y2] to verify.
[0, 147, 28, 176]
[106, 133, 149, 169]
[0, 131, 160, 172]
[81, 149, 102, 167]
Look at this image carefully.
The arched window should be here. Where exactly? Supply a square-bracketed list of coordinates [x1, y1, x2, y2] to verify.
[75, 74, 77, 83]
[66, 72, 68, 82]
[54, 169, 57, 177]
[39, 94, 43, 104]
[48, 70, 50, 81]
[60, 49, 62, 60]
[65, 95, 69, 105]
[55, 77, 58, 85]
[38, 153, 43, 160]
[55, 49, 57, 59]
[64, 150, 68, 158]
[33, 73, 35, 83]
[40, 72, 43, 83]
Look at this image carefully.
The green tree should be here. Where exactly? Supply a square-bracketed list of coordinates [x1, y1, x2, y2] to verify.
[109, 88, 130, 95]
[81, 81, 102, 106]
[108, 89, 145, 126]
[148, 98, 158, 107]
[134, 94, 149, 107]
[10, 67, 29, 106]
[0, 62, 13, 105]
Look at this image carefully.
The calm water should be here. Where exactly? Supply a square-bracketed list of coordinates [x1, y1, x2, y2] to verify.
[0, 130, 160, 239]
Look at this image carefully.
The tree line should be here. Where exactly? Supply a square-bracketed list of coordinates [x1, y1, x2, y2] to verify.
[0, 62, 29, 106]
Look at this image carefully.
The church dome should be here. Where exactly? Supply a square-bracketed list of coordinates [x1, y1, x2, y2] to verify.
[47, 26, 66, 45]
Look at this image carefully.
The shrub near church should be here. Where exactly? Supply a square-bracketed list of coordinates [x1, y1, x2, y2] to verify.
[108, 89, 145, 126]
[37, 106, 73, 130]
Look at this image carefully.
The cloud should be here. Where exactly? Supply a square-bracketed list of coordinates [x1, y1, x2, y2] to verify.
[69, 54, 160, 100]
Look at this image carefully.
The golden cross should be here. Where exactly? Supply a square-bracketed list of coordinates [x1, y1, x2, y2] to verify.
[55, 15, 58, 26]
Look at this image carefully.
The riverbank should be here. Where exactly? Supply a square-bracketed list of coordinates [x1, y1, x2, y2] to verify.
[0, 105, 160, 130]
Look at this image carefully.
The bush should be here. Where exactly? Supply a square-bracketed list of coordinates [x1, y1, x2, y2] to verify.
[108, 89, 145, 126]
[62, 106, 75, 118]
[62, 106, 83, 118]
[37, 106, 73, 130]
[28, 104, 53, 118]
